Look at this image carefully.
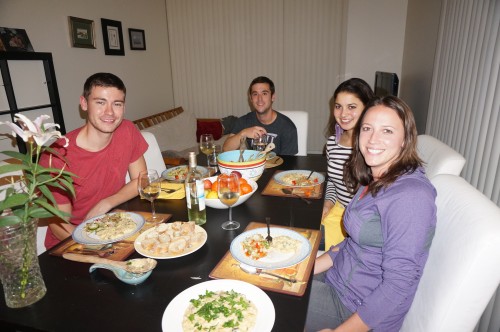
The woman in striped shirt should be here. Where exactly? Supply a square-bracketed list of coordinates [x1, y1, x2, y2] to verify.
[321, 78, 374, 250]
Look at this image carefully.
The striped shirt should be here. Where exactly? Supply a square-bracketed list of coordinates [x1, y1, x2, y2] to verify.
[325, 135, 353, 207]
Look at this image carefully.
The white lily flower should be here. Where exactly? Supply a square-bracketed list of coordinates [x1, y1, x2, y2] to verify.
[0, 118, 31, 142]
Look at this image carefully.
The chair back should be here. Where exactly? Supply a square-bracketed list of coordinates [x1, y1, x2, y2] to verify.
[126, 131, 166, 182]
[278, 110, 308, 156]
[417, 134, 465, 178]
[401, 174, 500, 331]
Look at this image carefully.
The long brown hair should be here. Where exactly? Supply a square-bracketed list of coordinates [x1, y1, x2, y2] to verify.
[344, 96, 422, 195]
[325, 78, 375, 137]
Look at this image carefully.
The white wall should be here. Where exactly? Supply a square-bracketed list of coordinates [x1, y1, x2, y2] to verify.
[0, 0, 175, 132]
[345, 0, 408, 87]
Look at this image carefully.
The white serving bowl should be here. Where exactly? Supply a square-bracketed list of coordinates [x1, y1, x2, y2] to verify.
[217, 150, 266, 181]
[204, 175, 258, 209]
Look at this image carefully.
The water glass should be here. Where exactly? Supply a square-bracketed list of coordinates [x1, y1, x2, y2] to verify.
[207, 144, 221, 175]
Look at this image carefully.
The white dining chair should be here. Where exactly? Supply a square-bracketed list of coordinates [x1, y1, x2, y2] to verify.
[278, 110, 308, 156]
[417, 134, 466, 179]
[126, 131, 166, 182]
[401, 174, 500, 331]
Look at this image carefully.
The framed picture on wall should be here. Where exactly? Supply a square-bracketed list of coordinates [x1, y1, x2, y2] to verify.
[101, 18, 124, 56]
[0, 27, 34, 52]
[68, 17, 96, 49]
[128, 29, 146, 50]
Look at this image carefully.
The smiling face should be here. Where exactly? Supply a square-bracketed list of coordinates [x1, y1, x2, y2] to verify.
[249, 83, 275, 115]
[80, 86, 125, 135]
[359, 105, 405, 179]
[333, 92, 365, 133]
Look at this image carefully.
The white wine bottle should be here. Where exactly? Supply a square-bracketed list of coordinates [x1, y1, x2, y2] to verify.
[185, 152, 207, 225]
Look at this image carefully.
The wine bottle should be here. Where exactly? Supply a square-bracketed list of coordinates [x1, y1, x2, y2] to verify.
[185, 152, 207, 225]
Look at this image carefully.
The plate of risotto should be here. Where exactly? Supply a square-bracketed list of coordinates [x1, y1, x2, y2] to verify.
[134, 221, 207, 259]
[273, 170, 325, 187]
[72, 212, 145, 245]
[162, 279, 275, 332]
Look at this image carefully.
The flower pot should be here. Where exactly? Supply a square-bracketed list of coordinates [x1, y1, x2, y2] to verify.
[0, 218, 46, 308]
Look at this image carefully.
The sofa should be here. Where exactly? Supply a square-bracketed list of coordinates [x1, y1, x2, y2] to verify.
[133, 107, 231, 163]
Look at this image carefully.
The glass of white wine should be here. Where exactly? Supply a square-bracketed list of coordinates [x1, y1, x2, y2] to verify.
[199, 134, 215, 166]
[138, 169, 161, 223]
[252, 134, 268, 151]
[217, 173, 240, 230]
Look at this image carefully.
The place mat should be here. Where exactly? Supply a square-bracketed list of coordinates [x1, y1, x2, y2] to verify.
[209, 222, 321, 297]
[261, 170, 325, 199]
[158, 182, 185, 199]
[265, 156, 283, 168]
[49, 211, 172, 261]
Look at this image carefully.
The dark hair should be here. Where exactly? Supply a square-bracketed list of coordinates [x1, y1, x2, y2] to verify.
[83, 73, 126, 99]
[344, 96, 422, 195]
[248, 76, 275, 96]
[326, 78, 374, 137]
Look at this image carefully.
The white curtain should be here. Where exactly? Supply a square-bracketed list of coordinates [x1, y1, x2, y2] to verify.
[165, 0, 346, 153]
[427, 1, 499, 330]
[426, 0, 500, 206]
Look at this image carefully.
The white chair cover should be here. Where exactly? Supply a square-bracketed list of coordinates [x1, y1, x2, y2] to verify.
[417, 134, 465, 178]
[126, 131, 166, 182]
[278, 110, 308, 156]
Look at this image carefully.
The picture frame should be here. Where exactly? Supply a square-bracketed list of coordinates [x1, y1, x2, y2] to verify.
[128, 28, 146, 50]
[0, 27, 34, 52]
[101, 18, 124, 56]
[68, 17, 96, 49]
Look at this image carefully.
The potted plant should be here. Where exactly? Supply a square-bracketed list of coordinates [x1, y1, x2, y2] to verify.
[0, 114, 74, 308]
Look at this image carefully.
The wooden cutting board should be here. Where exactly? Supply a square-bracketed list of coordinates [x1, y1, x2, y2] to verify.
[261, 170, 325, 199]
[49, 211, 171, 261]
[209, 222, 321, 296]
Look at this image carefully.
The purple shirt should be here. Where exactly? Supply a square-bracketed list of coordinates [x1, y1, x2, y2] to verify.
[326, 167, 437, 331]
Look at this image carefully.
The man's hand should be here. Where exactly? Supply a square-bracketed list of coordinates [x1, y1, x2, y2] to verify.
[84, 198, 114, 220]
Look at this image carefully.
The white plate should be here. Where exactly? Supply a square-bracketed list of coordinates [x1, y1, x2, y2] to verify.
[134, 224, 207, 259]
[162, 279, 275, 332]
[266, 152, 277, 160]
[72, 212, 145, 245]
[273, 170, 325, 187]
[230, 227, 311, 270]
[161, 165, 209, 182]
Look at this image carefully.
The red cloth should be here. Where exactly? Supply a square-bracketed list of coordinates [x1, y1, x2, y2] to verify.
[40, 120, 148, 249]
[196, 119, 223, 141]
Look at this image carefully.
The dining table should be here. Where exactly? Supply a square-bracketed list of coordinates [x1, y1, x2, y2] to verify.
[0, 154, 327, 332]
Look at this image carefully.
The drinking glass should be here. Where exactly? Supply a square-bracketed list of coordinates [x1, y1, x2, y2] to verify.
[199, 134, 215, 166]
[252, 134, 268, 151]
[138, 170, 161, 223]
[217, 173, 240, 230]
[207, 144, 221, 175]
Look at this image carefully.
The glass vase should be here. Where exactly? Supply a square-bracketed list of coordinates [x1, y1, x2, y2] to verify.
[0, 218, 46, 308]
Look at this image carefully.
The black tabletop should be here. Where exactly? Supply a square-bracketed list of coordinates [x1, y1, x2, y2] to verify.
[0, 154, 327, 332]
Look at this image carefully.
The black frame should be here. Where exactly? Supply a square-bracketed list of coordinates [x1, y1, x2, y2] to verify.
[101, 18, 124, 56]
[0, 52, 65, 154]
[128, 28, 146, 50]
[68, 16, 96, 49]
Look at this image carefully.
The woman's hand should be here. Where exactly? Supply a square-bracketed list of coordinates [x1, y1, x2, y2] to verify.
[322, 201, 335, 220]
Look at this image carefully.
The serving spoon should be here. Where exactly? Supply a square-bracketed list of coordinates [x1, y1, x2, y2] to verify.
[63, 253, 157, 274]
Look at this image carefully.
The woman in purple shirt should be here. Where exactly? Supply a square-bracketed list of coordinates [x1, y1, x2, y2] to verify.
[305, 96, 437, 332]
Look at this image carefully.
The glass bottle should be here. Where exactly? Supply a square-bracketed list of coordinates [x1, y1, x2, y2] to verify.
[185, 152, 207, 225]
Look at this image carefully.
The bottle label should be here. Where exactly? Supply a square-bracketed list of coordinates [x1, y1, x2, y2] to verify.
[196, 180, 206, 210]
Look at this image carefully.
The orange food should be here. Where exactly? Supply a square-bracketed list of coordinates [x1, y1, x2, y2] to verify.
[211, 180, 219, 192]
[238, 178, 248, 186]
[240, 183, 253, 195]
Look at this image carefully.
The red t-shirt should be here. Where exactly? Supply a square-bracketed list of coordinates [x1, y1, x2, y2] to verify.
[40, 120, 148, 249]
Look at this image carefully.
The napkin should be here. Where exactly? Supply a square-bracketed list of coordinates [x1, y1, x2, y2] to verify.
[157, 182, 185, 199]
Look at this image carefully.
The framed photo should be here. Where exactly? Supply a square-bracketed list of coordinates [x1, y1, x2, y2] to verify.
[129, 28, 146, 50]
[0, 27, 34, 52]
[68, 17, 96, 49]
[101, 18, 124, 56]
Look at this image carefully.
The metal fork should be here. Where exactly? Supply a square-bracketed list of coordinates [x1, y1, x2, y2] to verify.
[161, 188, 179, 194]
[265, 217, 273, 243]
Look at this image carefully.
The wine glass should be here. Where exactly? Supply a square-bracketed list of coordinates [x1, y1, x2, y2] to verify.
[199, 134, 215, 166]
[252, 134, 268, 151]
[138, 170, 161, 223]
[217, 173, 240, 230]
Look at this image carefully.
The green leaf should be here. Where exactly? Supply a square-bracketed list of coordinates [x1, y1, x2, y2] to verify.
[0, 150, 26, 160]
[0, 163, 29, 173]
[0, 215, 22, 227]
[37, 184, 57, 205]
[0, 193, 29, 210]
[34, 199, 70, 220]
[28, 207, 55, 219]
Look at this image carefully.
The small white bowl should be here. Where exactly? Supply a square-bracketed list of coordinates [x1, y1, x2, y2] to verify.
[204, 175, 258, 209]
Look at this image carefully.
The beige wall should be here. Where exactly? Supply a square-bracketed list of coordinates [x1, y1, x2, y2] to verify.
[400, 0, 442, 134]
[345, 0, 408, 85]
[0, 0, 174, 132]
